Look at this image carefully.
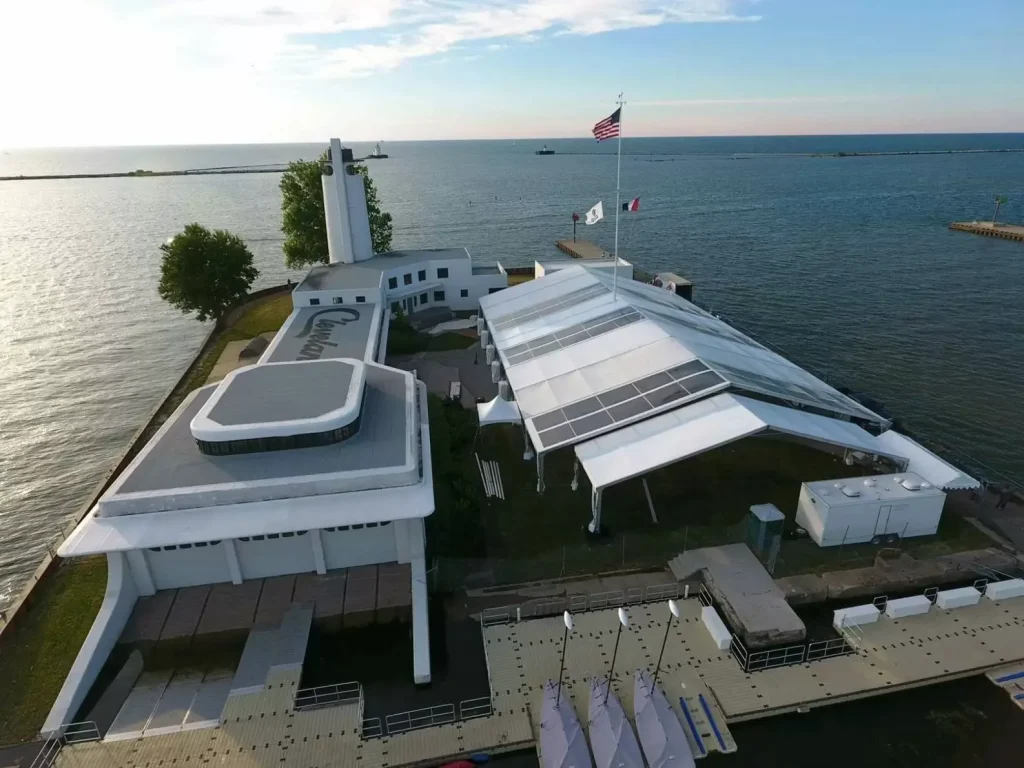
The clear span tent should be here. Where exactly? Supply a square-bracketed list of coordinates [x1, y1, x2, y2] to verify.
[574, 393, 908, 531]
[477, 395, 522, 426]
[875, 430, 980, 490]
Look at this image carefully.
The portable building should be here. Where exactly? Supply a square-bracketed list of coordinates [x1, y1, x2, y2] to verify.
[795, 472, 945, 547]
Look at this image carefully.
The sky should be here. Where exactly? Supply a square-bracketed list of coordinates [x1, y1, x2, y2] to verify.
[2, 0, 1022, 147]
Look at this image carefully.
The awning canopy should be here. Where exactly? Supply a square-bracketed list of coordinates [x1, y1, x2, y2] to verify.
[575, 393, 907, 490]
[477, 395, 522, 426]
[874, 430, 980, 490]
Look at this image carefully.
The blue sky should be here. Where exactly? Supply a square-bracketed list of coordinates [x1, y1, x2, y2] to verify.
[2, 0, 1022, 146]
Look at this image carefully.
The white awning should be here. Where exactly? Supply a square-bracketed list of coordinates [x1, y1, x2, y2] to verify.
[477, 396, 522, 426]
[575, 393, 906, 490]
[875, 430, 980, 490]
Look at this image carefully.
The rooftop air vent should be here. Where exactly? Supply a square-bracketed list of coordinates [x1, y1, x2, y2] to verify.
[893, 476, 904, 483]
[864, 478, 877, 487]
[920, 481, 933, 489]
[841, 486, 862, 497]
[901, 479, 922, 491]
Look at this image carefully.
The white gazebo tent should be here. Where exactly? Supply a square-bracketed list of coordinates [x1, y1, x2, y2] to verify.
[476, 395, 522, 426]
[574, 393, 910, 532]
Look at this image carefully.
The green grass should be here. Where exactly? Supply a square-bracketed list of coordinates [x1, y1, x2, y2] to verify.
[0, 558, 108, 745]
[443, 424, 995, 584]
[425, 332, 477, 352]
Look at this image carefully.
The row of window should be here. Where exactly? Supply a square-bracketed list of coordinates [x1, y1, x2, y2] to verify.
[387, 267, 449, 291]
[149, 540, 222, 552]
[196, 417, 360, 456]
[238, 530, 309, 542]
[309, 295, 367, 306]
[323, 521, 391, 532]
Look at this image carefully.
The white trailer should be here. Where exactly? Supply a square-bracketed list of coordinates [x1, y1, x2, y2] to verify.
[795, 472, 946, 547]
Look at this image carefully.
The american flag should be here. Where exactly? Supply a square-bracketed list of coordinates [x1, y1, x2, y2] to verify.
[592, 108, 621, 142]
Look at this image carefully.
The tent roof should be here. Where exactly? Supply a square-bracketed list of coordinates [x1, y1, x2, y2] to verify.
[477, 396, 522, 426]
[478, 265, 888, 455]
[874, 430, 980, 490]
[574, 392, 906, 490]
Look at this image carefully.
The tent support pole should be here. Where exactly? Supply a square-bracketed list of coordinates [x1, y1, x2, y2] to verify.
[642, 477, 658, 524]
[523, 426, 534, 461]
[588, 487, 603, 533]
[571, 458, 579, 491]
[536, 452, 546, 494]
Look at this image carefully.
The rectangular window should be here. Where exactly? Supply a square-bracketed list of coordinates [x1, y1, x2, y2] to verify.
[403, 273, 412, 285]
[388, 276, 398, 290]
[460, 289, 469, 298]
[391, 302, 400, 313]
[437, 267, 449, 278]
[420, 292, 428, 304]
[418, 269, 426, 282]
[434, 290, 445, 302]
[332, 296, 343, 304]
[356, 295, 366, 303]
[309, 298, 320, 305]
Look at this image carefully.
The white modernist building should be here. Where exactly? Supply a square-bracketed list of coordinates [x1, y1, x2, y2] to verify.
[476, 264, 980, 532]
[47, 139, 508, 734]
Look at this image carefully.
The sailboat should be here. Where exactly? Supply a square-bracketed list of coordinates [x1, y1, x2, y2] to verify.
[588, 677, 644, 768]
[368, 142, 388, 159]
[633, 670, 695, 768]
[539, 681, 593, 768]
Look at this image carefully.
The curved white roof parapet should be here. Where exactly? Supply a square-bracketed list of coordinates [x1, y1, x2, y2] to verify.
[477, 395, 522, 426]
[190, 359, 365, 443]
[574, 392, 906, 491]
[874, 430, 980, 490]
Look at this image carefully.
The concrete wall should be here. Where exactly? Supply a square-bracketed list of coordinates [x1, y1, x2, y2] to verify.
[145, 543, 233, 591]
[236, 532, 317, 580]
[40, 552, 138, 737]
[383, 256, 507, 313]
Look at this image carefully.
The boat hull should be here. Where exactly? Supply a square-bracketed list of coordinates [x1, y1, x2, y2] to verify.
[588, 678, 644, 768]
[540, 681, 593, 768]
[633, 671, 695, 768]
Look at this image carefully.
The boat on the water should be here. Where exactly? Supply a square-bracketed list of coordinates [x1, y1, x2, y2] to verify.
[540, 681, 593, 768]
[368, 142, 389, 159]
[633, 670, 695, 768]
[536, 144, 555, 155]
[588, 677, 644, 768]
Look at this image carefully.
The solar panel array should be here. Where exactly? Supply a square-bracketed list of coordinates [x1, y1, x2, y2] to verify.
[488, 283, 608, 331]
[503, 307, 642, 366]
[531, 359, 725, 449]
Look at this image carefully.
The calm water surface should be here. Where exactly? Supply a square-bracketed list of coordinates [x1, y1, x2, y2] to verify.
[1, 136, 1022, 599]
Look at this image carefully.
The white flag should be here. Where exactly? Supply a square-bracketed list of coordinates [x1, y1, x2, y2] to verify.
[585, 201, 604, 225]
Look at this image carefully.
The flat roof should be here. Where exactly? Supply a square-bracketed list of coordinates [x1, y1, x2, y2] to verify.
[805, 472, 945, 504]
[58, 382, 435, 555]
[100, 363, 416, 516]
[293, 249, 471, 292]
[265, 304, 381, 364]
[204, 360, 357, 426]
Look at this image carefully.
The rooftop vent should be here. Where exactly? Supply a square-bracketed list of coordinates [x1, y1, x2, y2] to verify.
[901, 478, 922, 491]
[893, 475, 904, 483]
[864, 478, 877, 487]
[841, 486, 862, 497]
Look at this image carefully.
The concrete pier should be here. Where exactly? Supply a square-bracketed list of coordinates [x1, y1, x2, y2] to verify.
[555, 239, 611, 259]
[950, 221, 1024, 242]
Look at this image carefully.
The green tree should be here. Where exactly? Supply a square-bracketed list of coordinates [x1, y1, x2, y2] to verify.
[279, 152, 394, 269]
[158, 223, 259, 322]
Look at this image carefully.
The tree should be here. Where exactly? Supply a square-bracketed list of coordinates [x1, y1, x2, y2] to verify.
[279, 152, 394, 270]
[158, 223, 259, 322]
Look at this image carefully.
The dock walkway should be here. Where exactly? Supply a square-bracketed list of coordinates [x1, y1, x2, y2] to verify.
[950, 221, 1024, 242]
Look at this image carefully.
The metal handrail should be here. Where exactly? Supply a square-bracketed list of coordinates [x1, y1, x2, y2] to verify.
[385, 703, 455, 735]
[362, 717, 383, 739]
[459, 695, 493, 721]
[294, 681, 361, 711]
[745, 643, 806, 671]
[62, 721, 101, 744]
[29, 737, 62, 768]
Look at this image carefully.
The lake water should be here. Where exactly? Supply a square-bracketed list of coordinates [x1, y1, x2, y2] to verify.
[1, 135, 1022, 611]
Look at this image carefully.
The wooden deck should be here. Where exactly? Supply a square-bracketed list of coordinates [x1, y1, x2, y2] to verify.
[950, 221, 1024, 242]
[56, 593, 1024, 766]
[555, 239, 611, 259]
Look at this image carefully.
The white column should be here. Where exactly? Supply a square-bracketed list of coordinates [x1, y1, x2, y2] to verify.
[311, 529, 327, 575]
[395, 519, 412, 564]
[411, 556, 431, 684]
[589, 488, 604, 534]
[537, 452, 546, 494]
[126, 550, 156, 596]
[223, 539, 243, 585]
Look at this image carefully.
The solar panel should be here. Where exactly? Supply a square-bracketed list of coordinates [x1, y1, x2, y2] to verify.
[532, 360, 725, 449]
[501, 306, 641, 366]
[489, 284, 609, 331]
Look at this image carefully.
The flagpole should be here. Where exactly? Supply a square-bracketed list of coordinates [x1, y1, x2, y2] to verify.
[612, 93, 624, 301]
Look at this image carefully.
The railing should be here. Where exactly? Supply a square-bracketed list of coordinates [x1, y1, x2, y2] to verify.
[729, 634, 749, 669]
[744, 642, 807, 671]
[294, 681, 361, 711]
[30, 721, 101, 768]
[361, 717, 383, 739]
[459, 696, 494, 721]
[480, 583, 682, 626]
[697, 584, 714, 608]
[385, 703, 456, 735]
[806, 636, 855, 662]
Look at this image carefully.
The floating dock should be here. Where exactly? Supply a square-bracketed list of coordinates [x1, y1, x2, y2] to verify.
[555, 239, 612, 260]
[949, 221, 1024, 242]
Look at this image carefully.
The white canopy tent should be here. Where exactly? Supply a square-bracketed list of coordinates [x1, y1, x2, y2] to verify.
[874, 430, 980, 490]
[477, 395, 522, 426]
[574, 393, 910, 532]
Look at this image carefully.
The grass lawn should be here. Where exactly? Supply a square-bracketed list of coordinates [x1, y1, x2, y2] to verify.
[0, 558, 107, 745]
[425, 332, 477, 352]
[457, 424, 994, 583]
